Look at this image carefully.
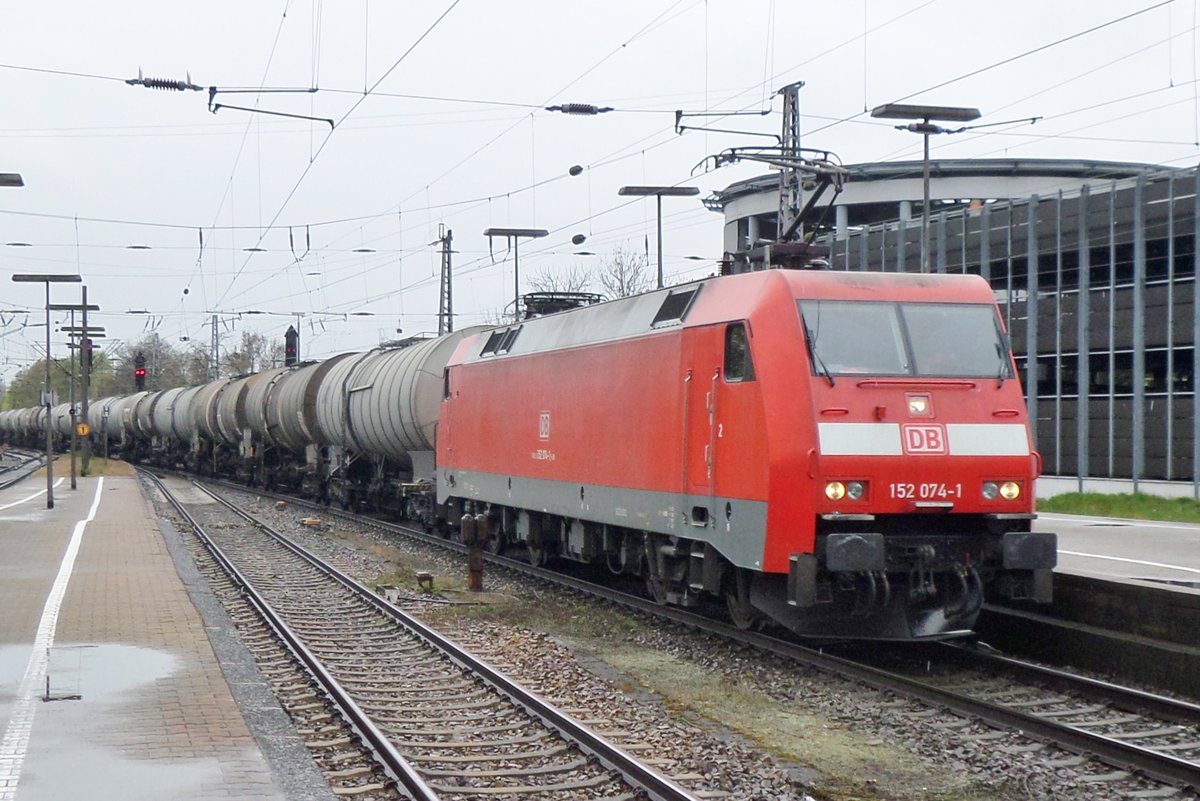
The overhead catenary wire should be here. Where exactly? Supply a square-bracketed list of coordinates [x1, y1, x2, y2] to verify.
[3, 3, 1195, 373]
[213, 0, 464, 309]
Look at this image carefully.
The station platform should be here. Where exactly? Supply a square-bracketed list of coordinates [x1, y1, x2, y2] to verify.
[1035, 511, 1200, 589]
[0, 465, 333, 801]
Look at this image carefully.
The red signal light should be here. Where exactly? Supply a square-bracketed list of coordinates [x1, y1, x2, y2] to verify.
[134, 367, 147, 377]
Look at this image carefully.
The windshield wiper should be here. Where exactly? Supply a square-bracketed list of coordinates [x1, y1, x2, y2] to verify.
[805, 327, 836, 387]
[996, 334, 1010, 387]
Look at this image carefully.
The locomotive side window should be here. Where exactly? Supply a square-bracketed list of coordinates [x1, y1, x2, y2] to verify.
[480, 325, 523, 356]
[480, 330, 506, 356]
[724, 323, 756, 382]
[498, 326, 522, 353]
[651, 286, 700, 328]
[798, 300, 1013, 379]
[443, 368, 451, 400]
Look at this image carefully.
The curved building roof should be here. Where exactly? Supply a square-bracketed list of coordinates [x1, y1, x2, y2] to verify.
[715, 158, 1184, 232]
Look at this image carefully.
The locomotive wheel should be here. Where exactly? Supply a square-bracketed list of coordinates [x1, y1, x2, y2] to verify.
[527, 539, 547, 567]
[725, 570, 763, 631]
[644, 572, 669, 605]
[725, 590, 762, 630]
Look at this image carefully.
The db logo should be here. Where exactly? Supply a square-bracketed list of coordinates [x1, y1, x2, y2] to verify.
[902, 424, 947, 455]
[538, 411, 551, 441]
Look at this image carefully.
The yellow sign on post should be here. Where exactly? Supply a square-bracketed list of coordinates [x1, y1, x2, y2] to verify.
[76, 423, 90, 437]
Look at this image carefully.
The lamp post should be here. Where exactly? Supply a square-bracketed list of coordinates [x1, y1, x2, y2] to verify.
[482, 227, 548, 318]
[12, 273, 83, 509]
[869, 104, 981, 273]
[617, 185, 700, 289]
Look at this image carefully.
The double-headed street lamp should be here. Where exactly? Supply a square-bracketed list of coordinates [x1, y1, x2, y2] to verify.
[870, 103, 981, 273]
[11, 273, 82, 509]
[617, 185, 700, 289]
[483, 227, 548, 317]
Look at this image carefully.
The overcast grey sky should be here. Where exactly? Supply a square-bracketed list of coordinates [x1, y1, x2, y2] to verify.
[1, 0, 1197, 382]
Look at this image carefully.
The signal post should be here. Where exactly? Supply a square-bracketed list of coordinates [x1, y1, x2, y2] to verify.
[54, 287, 101, 478]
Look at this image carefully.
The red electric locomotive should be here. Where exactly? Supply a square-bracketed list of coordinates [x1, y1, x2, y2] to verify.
[436, 268, 1056, 639]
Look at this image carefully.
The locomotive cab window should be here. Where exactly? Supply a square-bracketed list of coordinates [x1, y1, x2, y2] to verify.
[724, 323, 756, 382]
[798, 300, 1012, 379]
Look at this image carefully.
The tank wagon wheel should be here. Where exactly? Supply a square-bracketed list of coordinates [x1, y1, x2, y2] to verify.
[724, 569, 764, 631]
[485, 530, 506, 555]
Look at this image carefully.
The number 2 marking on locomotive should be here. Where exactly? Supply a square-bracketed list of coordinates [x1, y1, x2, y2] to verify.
[717, 423, 724, 438]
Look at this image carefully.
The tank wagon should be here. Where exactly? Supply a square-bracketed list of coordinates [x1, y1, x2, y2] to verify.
[0, 269, 1056, 639]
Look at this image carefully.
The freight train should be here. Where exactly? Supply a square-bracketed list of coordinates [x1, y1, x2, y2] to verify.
[0, 268, 1057, 639]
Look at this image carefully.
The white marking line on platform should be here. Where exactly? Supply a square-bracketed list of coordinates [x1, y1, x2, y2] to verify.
[1058, 549, 1200, 577]
[1038, 513, 1200, 533]
[0, 477, 104, 801]
[0, 478, 65, 512]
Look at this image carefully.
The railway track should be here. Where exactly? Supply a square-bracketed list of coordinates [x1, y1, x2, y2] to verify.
[0, 447, 44, 490]
[145, 470, 704, 801]
[200, 477, 1200, 797]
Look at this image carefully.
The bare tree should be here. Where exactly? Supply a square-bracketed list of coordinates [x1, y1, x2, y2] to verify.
[598, 244, 652, 299]
[478, 307, 514, 327]
[222, 330, 282, 376]
[527, 263, 594, 294]
[181, 342, 213, 385]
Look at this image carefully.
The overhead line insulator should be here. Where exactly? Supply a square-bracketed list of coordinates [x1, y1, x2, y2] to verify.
[126, 72, 204, 92]
[545, 103, 613, 115]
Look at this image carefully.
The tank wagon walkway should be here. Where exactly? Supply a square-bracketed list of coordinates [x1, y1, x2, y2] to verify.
[0, 469, 331, 801]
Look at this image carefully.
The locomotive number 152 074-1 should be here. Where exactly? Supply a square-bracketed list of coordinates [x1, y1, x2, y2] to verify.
[888, 482, 962, 500]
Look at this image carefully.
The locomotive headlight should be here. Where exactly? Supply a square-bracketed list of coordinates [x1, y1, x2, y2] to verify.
[825, 481, 847, 500]
[846, 481, 865, 500]
[982, 481, 1021, 500]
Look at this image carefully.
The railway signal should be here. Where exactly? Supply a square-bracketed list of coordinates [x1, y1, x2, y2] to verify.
[134, 351, 147, 390]
[284, 325, 299, 366]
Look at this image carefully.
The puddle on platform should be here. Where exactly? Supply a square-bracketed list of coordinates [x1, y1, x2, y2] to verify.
[0, 644, 233, 801]
[21, 745, 228, 801]
[48, 643, 180, 701]
[0, 643, 179, 704]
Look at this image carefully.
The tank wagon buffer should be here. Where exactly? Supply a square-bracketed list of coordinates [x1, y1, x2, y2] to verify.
[437, 269, 1056, 639]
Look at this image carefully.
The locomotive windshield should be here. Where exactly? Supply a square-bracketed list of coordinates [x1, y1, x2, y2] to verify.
[798, 300, 1013, 379]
